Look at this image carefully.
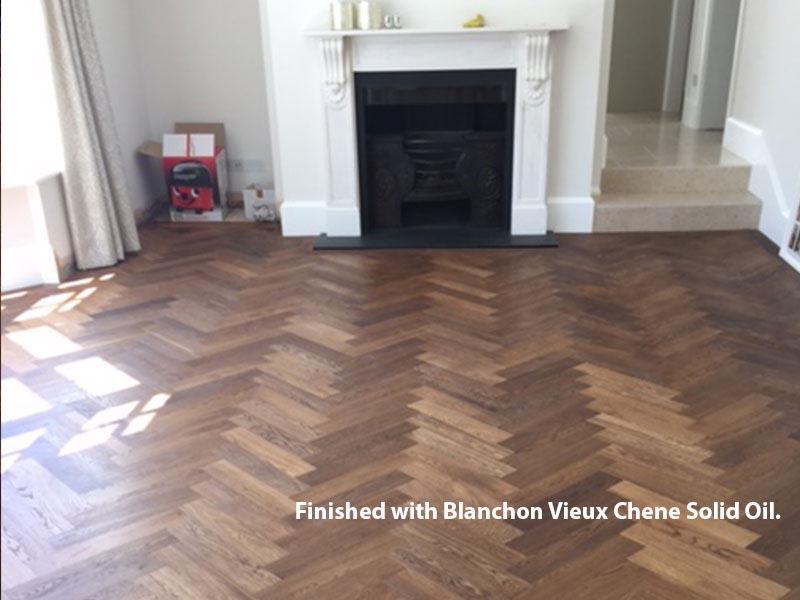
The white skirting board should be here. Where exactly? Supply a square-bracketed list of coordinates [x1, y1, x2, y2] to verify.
[547, 197, 595, 233]
[723, 118, 792, 245]
[326, 205, 361, 237]
[511, 204, 548, 236]
[779, 247, 800, 274]
[1, 243, 60, 291]
[279, 202, 327, 236]
[279, 197, 596, 237]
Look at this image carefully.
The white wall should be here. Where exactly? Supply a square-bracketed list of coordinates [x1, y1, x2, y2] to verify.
[724, 0, 800, 247]
[1, 0, 64, 187]
[88, 0, 163, 220]
[607, 0, 673, 112]
[1, 179, 73, 292]
[683, 0, 741, 130]
[89, 0, 277, 206]
[260, 0, 608, 234]
[130, 0, 275, 192]
[1, 0, 74, 291]
[2, 187, 46, 292]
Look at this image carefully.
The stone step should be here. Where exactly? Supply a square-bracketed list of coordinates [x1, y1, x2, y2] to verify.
[593, 192, 762, 233]
[601, 165, 751, 194]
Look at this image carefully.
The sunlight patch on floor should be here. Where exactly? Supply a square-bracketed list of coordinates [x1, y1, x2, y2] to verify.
[122, 412, 156, 436]
[121, 393, 171, 436]
[55, 357, 140, 396]
[13, 305, 58, 322]
[1, 428, 47, 473]
[59, 392, 170, 456]
[6, 325, 82, 359]
[1, 453, 21, 474]
[7, 276, 106, 321]
[58, 287, 98, 313]
[142, 393, 171, 412]
[59, 424, 117, 456]
[58, 277, 94, 289]
[1, 291, 28, 301]
[1, 428, 47, 456]
[33, 292, 74, 308]
[82, 400, 139, 430]
[1, 378, 52, 423]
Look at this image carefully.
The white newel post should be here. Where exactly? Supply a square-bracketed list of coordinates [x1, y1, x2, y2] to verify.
[319, 35, 361, 236]
[309, 26, 566, 237]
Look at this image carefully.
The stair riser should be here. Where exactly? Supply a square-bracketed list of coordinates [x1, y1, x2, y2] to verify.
[602, 167, 750, 194]
[594, 204, 760, 233]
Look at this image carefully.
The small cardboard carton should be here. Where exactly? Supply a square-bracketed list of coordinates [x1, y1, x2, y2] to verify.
[243, 185, 279, 222]
[138, 123, 229, 223]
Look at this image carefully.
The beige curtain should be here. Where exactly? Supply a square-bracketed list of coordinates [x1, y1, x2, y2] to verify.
[42, 0, 140, 270]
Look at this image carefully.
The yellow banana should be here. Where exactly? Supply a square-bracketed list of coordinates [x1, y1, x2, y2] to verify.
[463, 14, 485, 28]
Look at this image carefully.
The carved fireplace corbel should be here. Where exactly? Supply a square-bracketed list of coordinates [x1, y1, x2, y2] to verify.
[319, 36, 349, 109]
[524, 32, 551, 107]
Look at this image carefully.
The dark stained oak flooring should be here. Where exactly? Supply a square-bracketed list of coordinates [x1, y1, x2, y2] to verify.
[1, 223, 799, 599]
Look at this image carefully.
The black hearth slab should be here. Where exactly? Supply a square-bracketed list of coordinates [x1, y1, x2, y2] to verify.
[314, 230, 558, 250]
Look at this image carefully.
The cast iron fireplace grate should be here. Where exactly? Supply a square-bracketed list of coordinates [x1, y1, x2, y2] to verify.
[359, 70, 514, 233]
[314, 69, 557, 250]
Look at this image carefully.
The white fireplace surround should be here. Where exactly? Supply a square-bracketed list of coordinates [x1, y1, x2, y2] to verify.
[303, 24, 569, 237]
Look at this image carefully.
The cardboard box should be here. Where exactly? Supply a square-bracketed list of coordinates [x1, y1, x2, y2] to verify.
[243, 185, 279, 222]
[138, 123, 230, 222]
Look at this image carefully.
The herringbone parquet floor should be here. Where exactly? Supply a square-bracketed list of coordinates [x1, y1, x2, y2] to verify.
[2, 224, 799, 600]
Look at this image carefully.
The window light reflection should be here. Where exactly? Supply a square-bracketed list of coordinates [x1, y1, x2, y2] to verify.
[82, 401, 138, 430]
[1, 291, 28, 301]
[142, 393, 171, 412]
[55, 357, 139, 396]
[14, 305, 57, 322]
[123, 413, 156, 436]
[58, 277, 94, 289]
[1, 427, 46, 456]
[59, 424, 117, 456]
[6, 325, 81, 359]
[1, 378, 52, 423]
[33, 292, 74, 308]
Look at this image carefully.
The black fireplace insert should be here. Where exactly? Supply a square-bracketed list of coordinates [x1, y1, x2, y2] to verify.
[355, 70, 516, 235]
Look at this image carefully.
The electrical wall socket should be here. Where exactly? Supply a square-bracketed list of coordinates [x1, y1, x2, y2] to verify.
[228, 158, 266, 172]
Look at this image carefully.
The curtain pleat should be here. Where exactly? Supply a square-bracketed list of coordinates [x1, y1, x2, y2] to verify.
[42, 0, 140, 270]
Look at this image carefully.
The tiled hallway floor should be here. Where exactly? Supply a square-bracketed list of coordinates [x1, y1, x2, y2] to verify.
[606, 112, 747, 168]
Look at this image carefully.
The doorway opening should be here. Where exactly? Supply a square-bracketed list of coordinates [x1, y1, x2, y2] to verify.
[604, 0, 744, 169]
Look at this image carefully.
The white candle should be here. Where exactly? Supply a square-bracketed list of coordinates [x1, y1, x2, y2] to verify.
[357, 1, 382, 30]
[330, 1, 355, 30]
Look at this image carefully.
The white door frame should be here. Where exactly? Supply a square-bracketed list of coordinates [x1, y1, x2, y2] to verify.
[662, 0, 695, 113]
[725, 0, 748, 120]
[682, 0, 743, 130]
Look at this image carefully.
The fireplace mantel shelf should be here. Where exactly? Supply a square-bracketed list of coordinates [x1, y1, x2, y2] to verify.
[305, 24, 569, 38]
